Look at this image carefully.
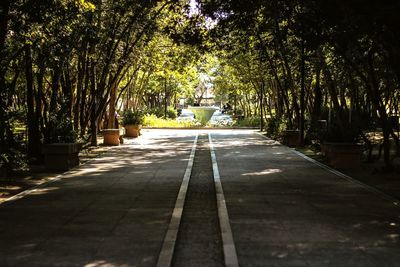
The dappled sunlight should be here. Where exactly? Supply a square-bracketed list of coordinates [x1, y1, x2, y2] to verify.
[84, 257, 155, 267]
[0, 130, 197, 208]
[242, 168, 283, 176]
[85, 261, 112, 267]
[0, 185, 21, 191]
[29, 187, 59, 195]
[85, 260, 131, 267]
[210, 133, 281, 152]
[271, 250, 289, 258]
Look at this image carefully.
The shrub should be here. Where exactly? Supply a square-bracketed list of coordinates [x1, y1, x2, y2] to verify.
[121, 110, 144, 126]
[166, 107, 177, 119]
[234, 116, 262, 127]
[146, 106, 177, 119]
[265, 117, 286, 138]
[146, 107, 164, 118]
[143, 114, 199, 128]
[48, 112, 77, 143]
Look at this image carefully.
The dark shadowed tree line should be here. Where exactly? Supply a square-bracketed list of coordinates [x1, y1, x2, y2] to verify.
[198, 0, 400, 169]
[0, 0, 399, 171]
[0, 0, 198, 171]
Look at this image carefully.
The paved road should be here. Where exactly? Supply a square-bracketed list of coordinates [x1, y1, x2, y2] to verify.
[211, 130, 400, 267]
[0, 130, 196, 266]
[1, 129, 399, 267]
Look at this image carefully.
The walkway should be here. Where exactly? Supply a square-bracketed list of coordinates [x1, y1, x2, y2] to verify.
[0, 129, 399, 267]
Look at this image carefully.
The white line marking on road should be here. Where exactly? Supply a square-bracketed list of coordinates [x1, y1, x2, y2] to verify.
[156, 134, 198, 267]
[209, 133, 240, 267]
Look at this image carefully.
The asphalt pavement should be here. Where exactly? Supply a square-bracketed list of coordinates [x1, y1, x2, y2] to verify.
[0, 129, 399, 267]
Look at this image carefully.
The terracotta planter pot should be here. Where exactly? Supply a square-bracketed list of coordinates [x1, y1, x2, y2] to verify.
[282, 130, 300, 147]
[323, 142, 363, 169]
[124, 124, 142, 138]
[102, 129, 120, 146]
[42, 143, 80, 171]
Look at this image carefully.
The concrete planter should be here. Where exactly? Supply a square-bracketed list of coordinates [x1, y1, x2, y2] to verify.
[42, 143, 80, 171]
[102, 129, 120, 146]
[282, 130, 300, 147]
[124, 124, 142, 138]
[323, 142, 363, 169]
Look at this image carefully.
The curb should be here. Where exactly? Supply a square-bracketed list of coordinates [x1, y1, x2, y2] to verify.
[0, 145, 114, 207]
[254, 131, 400, 207]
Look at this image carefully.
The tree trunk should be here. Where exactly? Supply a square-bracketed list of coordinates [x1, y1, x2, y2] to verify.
[367, 50, 393, 169]
[108, 81, 117, 129]
[36, 55, 45, 134]
[299, 41, 305, 146]
[0, 0, 10, 54]
[90, 60, 97, 146]
[25, 45, 41, 158]
[309, 50, 323, 134]
[321, 56, 346, 132]
[80, 55, 90, 136]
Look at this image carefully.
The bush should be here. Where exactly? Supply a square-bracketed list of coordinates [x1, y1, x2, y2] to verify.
[48, 113, 77, 143]
[265, 117, 286, 138]
[234, 116, 262, 127]
[121, 110, 144, 125]
[146, 106, 177, 119]
[166, 107, 177, 119]
[143, 114, 199, 128]
[146, 107, 164, 118]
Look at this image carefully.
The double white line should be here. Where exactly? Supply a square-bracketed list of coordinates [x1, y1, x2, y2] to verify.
[156, 133, 239, 267]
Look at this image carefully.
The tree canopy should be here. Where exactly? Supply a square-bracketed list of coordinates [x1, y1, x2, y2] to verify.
[0, 0, 399, 171]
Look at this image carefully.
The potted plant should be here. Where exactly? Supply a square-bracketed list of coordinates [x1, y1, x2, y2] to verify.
[321, 121, 363, 169]
[102, 111, 121, 146]
[122, 110, 143, 138]
[42, 113, 80, 171]
[282, 129, 300, 147]
[268, 117, 299, 147]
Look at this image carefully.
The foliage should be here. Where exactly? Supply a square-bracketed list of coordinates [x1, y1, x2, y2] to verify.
[145, 106, 177, 119]
[145, 107, 162, 118]
[143, 114, 200, 128]
[121, 110, 144, 126]
[265, 117, 287, 139]
[47, 112, 77, 143]
[323, 122, 361, 143]
[166, 107, 178, 119]
[233, 116, 262, 128]
[1, 0, 400, 170]
[0, 149, 27, 173]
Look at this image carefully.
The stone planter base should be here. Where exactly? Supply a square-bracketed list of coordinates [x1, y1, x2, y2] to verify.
[323, 142, 363, 169]
[102, 129, 120, 146]
[282, 130, 300, 147]
[42, 143, 80, 171]
[124, 124, 142, 138]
